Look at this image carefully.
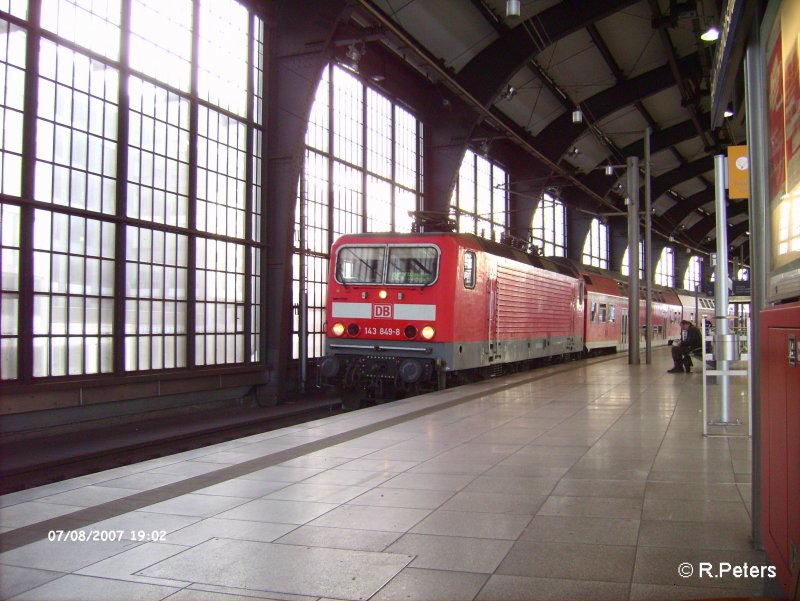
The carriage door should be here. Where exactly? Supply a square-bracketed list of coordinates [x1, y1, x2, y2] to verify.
[487, 263, 498, 362]
[621, 310, 629, 348]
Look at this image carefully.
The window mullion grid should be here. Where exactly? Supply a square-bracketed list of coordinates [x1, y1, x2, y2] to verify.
[472, 154, 477, 234]
[390, 101, 396, 232]
[18, 0, 43, 382]
[361, 78, 368, 233]
[490, 167, 496, 237]
[243, 13, 254, 364]
[187, 0, 200, 368]
[326, 69, 334, 250]
[414, 119, 425, 211]
[257, 22, 267, 366]
[113, 0, 132, 374]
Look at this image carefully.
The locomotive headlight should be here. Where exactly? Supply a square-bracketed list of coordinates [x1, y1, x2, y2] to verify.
[421, 326, 435, 340]
[378, 289, 388, 300]
[331, 322, 345, 336]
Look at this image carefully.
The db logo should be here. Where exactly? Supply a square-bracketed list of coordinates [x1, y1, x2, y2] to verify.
[373, 304, 393, 318]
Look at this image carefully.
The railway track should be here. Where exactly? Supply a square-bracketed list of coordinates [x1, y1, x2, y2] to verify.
[0, 399, 342, 495]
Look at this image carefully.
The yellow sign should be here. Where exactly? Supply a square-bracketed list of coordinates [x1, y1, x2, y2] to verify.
[727, 145, 749, 199]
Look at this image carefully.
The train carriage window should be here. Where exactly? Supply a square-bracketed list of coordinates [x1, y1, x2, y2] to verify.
[599, 303, 607, 322]
[609, 305, 616, 322]
[463, 251, 476, 289]
[387, 246, 438, 285]
[335, 246, 385, 284]
[590, 302, 597, 322]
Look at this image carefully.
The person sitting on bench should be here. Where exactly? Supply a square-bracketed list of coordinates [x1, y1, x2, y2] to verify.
[669, 319, 702, 373]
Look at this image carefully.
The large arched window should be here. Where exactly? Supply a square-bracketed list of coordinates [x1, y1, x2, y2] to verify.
[531, 193, 566, 257]
[450, 150, 507, 241]
[684, 256, 702, 291]
[582, 218, 608, 269]
[0, 0, 265, 381]
[293, 65, 424, 359]
[655, 247, 675, 286]
[621, 242, 644, 279]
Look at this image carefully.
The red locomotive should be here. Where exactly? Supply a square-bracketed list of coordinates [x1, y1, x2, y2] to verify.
[318, 231, 705, 406]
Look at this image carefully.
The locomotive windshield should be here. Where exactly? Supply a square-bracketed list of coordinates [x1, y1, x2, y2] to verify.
[336, 246, 385, 284]
[387, 246, 438, 285]
[335, 244, 439, 285]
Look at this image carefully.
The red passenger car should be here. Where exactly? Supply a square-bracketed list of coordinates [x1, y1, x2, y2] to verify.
[319, 232, 583, 405]
[552, 261, 685, 353]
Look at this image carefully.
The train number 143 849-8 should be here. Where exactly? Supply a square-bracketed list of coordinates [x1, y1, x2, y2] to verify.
[363, 327, 401, 337]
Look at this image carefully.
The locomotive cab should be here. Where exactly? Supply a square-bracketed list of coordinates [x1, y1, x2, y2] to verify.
[319, 236, 449, 407]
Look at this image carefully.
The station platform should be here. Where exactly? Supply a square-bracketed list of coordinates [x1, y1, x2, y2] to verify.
[0, 350, 771, 601]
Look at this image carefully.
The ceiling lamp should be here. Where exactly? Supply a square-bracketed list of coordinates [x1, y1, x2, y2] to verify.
[506, 0, 520, 17]
[604, 164, 614, 176]
[700, 26, 719, 41]
[723, 104, 734, 118]
[572, 109, 583, 124]
[500, 84, 517, 101]
[345, 42, 363, 70]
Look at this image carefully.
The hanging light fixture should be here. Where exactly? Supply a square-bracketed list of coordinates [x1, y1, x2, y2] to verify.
[506, 0, 520, 17]
[700, 25, 719, 41]
[604, 164, 614, 176]
[723, 103, 734, 118]
[572, 109, 583, 124]
[345, 42, 363, 70]
[500, 84, 517, 101]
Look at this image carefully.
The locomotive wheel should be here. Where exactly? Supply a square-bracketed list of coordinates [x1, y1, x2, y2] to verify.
[341, 387, 364, 411]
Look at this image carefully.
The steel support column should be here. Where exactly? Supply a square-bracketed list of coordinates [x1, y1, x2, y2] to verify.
[713, 154, 731, 423]
[627, 157, 641, 364]
[644, 127, 653, 364]
[744, 22, 769, 549]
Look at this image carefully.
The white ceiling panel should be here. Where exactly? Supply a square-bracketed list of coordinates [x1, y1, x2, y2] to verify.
[639, 88, 686, 127]
[495, 66, 567, 136]
[374, 0, 498, 72]
[653, 196, 676, 215]
[673, 138, 706, 162]
[650, 152, 681, 177]
[536, 30, 614, 103]
[571, 130, 613, 169]
[597, 106, 649, 149]
[671, 178, 707, 198]
[594, 1, 665, 78]
[680, 212, 704, 230]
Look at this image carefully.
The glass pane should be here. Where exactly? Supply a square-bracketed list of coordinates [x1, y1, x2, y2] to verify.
[386, 246, 438, 284]
[0, 337, 17, 379]
[40, 0, 121, 60]
[130, 0, 192, 91]
[197, 0, 247, 116]
[335, 245, 385, 284]
[0, 293, 18, 335]
[32, 336, 48, 376]
[1, 248, 18, 289]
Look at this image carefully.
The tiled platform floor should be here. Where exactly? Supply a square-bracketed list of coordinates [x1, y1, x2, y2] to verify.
[0, 349, 771, 601]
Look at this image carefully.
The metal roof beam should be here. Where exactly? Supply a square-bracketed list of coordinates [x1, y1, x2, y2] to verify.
[458, 0, 639, 105]
[661, 188, 715, 228]
[650, 155, 714, 200]
[685, 201, 749, 242]
[535, 53, 701, 162]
